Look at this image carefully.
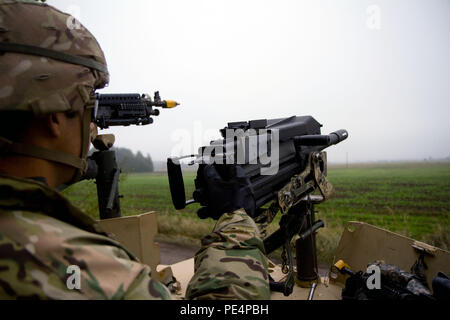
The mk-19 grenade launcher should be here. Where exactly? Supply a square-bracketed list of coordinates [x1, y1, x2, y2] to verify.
[167, 116, 348, 296]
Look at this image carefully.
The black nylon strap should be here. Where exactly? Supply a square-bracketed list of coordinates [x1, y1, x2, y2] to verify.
[0, 42, 108, 74]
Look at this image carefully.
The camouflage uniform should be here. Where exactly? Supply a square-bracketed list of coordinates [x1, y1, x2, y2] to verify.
[0, 175, 269, 300]
[187, 211, 269, 300]
[0, 0, 270, 300]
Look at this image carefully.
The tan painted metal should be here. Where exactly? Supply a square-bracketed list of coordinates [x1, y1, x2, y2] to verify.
[98, 212, 161, 277]
[164, 258, 344, 300]
[331, 221, 450, 289]
[99, 214, 450, 300]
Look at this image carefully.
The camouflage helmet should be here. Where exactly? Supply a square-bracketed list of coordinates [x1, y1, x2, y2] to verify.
[0, 0, 110, 185]
[0, 0, 109, 114]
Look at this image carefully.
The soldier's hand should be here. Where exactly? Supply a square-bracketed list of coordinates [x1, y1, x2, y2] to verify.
[197, 165, 255, 220]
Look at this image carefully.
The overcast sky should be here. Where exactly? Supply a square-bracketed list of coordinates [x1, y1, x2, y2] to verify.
[47, 0, 450, 163]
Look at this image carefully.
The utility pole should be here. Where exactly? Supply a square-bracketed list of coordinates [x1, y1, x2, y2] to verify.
[346, 152, 349, 169]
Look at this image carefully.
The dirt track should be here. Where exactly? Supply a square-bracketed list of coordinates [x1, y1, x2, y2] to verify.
[159, 241, 200, 265]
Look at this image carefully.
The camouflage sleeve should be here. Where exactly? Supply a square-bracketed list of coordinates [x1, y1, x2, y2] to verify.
[121, 264, 173, 300]
[186, 209, 270, 300]
[0, 210, 172, 300]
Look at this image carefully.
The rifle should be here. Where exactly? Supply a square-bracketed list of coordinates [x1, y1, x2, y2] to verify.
[82, 92, 179, 220]
[167, 116, 348, 296]
[94, 92, 179, 129]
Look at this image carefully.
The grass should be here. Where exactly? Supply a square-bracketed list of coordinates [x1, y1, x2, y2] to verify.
[63, 162, 450, 264]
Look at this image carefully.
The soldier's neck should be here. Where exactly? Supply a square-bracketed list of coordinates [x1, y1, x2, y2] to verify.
[0, 155, 71, 189]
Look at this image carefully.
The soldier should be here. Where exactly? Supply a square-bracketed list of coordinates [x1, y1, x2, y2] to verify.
[0, 0, 270, 300]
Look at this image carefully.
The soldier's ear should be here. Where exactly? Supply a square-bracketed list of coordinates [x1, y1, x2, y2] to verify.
[45, 113, 64, 138]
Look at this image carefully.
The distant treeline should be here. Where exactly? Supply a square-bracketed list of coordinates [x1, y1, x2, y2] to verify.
[114, 148, 154, 173]
[88, 147, 189, 173]
[88, 147, 155, 173]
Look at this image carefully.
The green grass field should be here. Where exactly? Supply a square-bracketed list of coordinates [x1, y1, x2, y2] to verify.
[63, 162, 450, 263]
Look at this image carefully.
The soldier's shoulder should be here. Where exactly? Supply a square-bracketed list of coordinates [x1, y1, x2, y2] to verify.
[0, 209, 170, 300]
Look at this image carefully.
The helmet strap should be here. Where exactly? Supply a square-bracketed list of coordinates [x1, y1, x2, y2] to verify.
[0, 104, 94, 187]
[0, 136, 87, 172]
[68, 104, 94, 184]
[0, 42, 108, 75]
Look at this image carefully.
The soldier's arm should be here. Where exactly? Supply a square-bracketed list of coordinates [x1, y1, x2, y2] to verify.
[121, 265, 173, 300]
[186, 209, 270, 300]
[0, 208, 173, 300]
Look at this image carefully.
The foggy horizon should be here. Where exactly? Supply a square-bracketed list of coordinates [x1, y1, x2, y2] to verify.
[46, 0, 450, 164]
